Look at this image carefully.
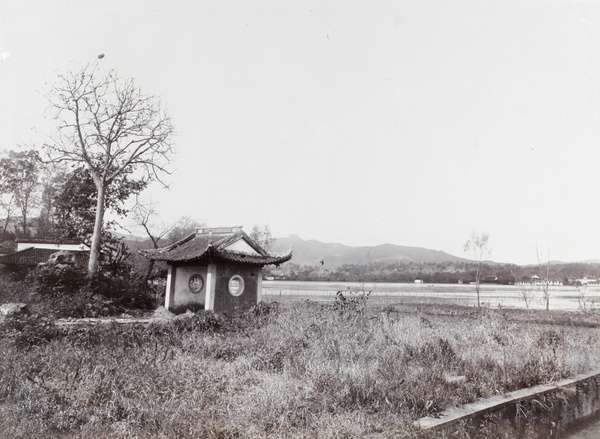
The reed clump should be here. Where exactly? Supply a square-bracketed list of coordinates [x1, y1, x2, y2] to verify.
[1, 299, 599, 438]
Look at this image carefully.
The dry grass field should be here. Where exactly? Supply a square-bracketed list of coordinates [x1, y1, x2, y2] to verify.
[1, 295, 600, 438]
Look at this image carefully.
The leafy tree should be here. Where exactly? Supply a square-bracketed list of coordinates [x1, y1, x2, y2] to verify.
[0, 192, 16, 240]
[166, 216, 205, 245]
[52, 167, 96, 239]
[0, 150, 41, 236]
[35, 164, 69, 237]
[45, 65, 173, 276]
[53, 166, 146, 240]
[250, 224, 274, 251]
[464, 231, 491, 308]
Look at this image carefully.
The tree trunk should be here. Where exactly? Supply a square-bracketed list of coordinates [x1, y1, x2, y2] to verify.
[20, 191, 29, 236]
[2, 195, 15, 240]
[145, 259, 155, 281]
[22, 211, 27, 236]
[2, 218, 8, 239]
[87, 183, 106, 277]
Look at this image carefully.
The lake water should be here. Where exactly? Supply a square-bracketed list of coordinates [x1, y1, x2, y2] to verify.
[262, 280, 600, 312]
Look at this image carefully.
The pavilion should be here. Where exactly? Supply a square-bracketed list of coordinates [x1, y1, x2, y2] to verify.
[142, 226, 292, 313]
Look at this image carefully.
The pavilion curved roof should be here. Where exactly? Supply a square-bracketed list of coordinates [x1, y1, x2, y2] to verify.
[141, 226, 292, 266]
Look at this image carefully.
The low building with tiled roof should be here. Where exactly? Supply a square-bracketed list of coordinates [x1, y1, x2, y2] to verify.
[0, 238, 90, 279]
[142, 226, 292, 314]
[0, 247, 88, 267]
[14, 237, 88, 251]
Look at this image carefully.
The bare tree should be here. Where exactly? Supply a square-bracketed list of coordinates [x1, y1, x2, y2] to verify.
[464, 231, 491, 308]
[518, 284, 538, 329]
[132, 201, 172, 250]
[132, 199, 173, 279]
[535, 248, 554, 310]
[45, 65, 174, 276]
[576, 284, 590, 313]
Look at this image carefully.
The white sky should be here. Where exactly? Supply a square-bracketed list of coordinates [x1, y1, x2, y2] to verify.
[1, 0, 600, 265]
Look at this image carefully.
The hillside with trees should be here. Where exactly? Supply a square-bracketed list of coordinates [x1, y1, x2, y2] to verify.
[270, 234, 469, 267]
[265, 235, 600, 285]
[266, 259, 600, 286]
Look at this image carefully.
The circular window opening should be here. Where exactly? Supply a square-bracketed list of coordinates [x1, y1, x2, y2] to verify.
[228, 275, 245, 296]
[188, 274, 205, 294]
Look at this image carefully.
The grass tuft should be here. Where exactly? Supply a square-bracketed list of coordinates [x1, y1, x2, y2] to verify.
[1, 301, 599, 437]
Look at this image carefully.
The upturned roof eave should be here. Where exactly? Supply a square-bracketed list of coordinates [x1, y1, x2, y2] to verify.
[141, 245, 211, 262]
[213, 249, 293, 266]
[143, 247, 292, 266]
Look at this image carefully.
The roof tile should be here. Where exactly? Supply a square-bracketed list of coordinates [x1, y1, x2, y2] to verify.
[142, 227, 292, 266]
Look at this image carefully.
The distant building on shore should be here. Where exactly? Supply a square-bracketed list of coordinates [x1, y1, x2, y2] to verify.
[575, 278, 599, 286]
[516, 275, 564, 286]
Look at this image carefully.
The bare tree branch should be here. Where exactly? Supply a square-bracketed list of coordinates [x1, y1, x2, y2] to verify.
[44, 66, 174, 276]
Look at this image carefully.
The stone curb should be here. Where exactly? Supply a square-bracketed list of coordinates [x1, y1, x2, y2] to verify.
[416, 370, 600, 433]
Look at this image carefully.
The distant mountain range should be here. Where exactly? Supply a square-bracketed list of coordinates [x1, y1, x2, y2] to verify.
[270, 234, 469, 268]
[119, 232, 599, 268]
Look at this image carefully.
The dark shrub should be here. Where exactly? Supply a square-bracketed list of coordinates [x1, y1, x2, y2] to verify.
[0, 313, 58, 349]
[332, 289, 370, 315]
[32, 263, 87, 298]
[31, 261, 153, 318]
[252, 301, 279, 317]
[0, 277, 33, 304]
[159, 311, 225, 334]
[85, 271, 154, 311]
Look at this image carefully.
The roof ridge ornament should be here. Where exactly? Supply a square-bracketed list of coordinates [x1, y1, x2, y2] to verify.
[196, 226, 243, 235]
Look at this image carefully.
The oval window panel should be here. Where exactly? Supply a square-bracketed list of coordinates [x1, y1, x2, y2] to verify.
[228, 275, 245, 296]
[188, 274, 205, 294]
